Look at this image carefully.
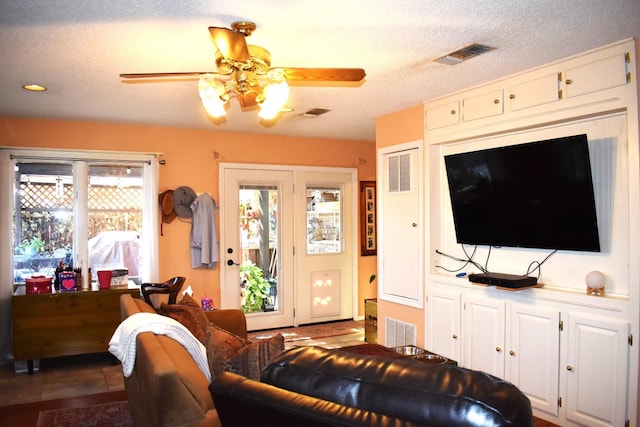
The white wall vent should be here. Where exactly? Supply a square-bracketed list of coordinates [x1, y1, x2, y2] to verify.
[385, 317, 416, 347]
[387, 152, 412, 193]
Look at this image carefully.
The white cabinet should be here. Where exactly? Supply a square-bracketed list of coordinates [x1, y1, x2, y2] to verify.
[425, 101, 459, 130]
[508, 72, 561, 111]
[462, 89, 504, 122]
[426, 289, 461, 363]
[565, 313, 629, 427]
[564, 52, 629, 98]
[464, 295, 506, 378]
[506, 303, 561, 417]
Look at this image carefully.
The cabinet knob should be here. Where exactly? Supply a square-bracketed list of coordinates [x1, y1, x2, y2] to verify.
[495, 346, 502, 352]
[412, 222, 417, 227]
[567, 365, 574, 371]
[509, 350, 515, 356]
[450, 110, 456, 115]
[493, 99, 500, 104]
[452, 334, 458, 340]
[565, 79, 573, 85]
[509, 94, 515, 99]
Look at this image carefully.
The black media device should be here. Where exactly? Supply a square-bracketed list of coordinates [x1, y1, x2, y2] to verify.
[443, 133, 600, 252]
[468, 272, 538, 288]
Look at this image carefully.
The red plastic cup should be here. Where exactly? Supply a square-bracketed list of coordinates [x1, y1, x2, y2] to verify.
[97, 270, 112, 289]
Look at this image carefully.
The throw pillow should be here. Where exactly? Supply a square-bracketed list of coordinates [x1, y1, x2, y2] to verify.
[205, 324, 252, 379]
[225, 334, 285, 381]
[160, 294, 209, 344]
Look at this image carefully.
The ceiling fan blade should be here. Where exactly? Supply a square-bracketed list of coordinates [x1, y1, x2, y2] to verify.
[120, 72, 215, 79]
[208, 27, 250, 62]
[278, 67, 366, 82]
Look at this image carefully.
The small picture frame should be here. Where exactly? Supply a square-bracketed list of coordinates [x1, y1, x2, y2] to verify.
[360, 181, 377, 256]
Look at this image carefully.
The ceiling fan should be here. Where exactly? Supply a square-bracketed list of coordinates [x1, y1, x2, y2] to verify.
[120, 22, 366, 120]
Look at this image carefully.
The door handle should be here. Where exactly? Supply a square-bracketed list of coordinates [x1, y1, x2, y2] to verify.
[226, 259, 239, 266]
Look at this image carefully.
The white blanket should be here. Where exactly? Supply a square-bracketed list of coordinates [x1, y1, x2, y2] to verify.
[108, 312, 211, 382]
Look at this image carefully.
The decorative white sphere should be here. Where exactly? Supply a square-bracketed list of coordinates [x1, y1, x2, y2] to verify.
[585, 271, 606, 289]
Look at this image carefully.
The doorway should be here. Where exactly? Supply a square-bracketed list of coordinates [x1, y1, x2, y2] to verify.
[220, 164, 357, 331]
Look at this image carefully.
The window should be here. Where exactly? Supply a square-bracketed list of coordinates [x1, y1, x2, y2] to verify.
[306, 186, 342, 254]
[3, 149, 159, 291]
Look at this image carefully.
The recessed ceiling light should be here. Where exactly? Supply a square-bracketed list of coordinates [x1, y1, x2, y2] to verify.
[22, 84, 47, 92]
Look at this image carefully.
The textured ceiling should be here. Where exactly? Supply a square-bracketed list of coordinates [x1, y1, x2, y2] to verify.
[1, 1, 639, 142]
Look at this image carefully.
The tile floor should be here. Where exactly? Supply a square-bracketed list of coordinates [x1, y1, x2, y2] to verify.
[0, 328, 365, 407]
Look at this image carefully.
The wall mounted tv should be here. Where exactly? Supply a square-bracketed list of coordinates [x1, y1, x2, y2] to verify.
[444, 134, 600, 252]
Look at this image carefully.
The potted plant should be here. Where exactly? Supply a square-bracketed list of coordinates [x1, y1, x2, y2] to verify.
[239, 260, 271, 313]
[19, 236, 45, 256]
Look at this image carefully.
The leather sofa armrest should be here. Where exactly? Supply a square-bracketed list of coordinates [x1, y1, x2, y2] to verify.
[206, 309, 248, 339]
[210, 372, 402, 427]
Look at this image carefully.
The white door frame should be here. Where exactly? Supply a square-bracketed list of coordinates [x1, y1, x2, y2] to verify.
[219, 162, 358, 329]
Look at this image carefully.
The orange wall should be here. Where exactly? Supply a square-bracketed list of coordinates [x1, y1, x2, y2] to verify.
[1, 117, 377, 316]
[374, 104, 425, 346]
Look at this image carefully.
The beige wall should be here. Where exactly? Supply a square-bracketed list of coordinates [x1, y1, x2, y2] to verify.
[374, 104, 425, 346]
[1, 117, 377, 316]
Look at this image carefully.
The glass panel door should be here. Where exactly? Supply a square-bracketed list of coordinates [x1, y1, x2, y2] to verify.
[221, 167, 294, 331]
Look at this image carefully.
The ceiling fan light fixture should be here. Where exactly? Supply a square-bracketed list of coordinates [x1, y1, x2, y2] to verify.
[258, 81, 289, 120]
[198, 75, 228, 118]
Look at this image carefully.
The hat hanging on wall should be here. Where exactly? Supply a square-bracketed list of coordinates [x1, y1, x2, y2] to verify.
[159, 190, 177, 224]
[173, 186, 197, 219]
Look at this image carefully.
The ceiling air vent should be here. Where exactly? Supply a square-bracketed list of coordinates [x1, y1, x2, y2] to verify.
[433, 43, 495, 65]
[303, 108, 330, 118]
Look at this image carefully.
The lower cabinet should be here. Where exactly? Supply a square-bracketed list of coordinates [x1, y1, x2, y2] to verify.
[565, 313, 629, 427]
[426, 287, 629, 426]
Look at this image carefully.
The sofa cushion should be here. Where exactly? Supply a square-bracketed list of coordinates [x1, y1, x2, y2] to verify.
[160, 294, 210, 344]
[205, 325, 284, 381]
[205, 325, 251, 378]
[225, 334, 284, 381]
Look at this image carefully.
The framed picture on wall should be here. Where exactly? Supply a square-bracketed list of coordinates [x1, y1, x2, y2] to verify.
[360, 181, 377, 256]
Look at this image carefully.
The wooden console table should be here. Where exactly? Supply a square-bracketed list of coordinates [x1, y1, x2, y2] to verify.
[12, 287, 139, 374]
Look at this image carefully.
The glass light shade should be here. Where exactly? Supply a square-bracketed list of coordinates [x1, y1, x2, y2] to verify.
[258, 81, 289, 120]
[585, 270, 606, 289]
[198, 76, 227, 118]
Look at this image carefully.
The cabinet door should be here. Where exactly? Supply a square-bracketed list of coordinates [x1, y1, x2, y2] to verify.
[564, 52, 628, 98]
[509, 73, 561, 111]
[462, 89, 504, 122]
[426, 289, 461, 363]
[379, 146, 423, 307]
[507, 303, 560, 417]
[425, 100, 460, 130]
[566, 313, 629, 427]
[464, 295, 505, 377]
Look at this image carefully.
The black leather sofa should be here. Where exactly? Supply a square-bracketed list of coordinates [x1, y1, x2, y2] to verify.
[209, 346, 533, 427]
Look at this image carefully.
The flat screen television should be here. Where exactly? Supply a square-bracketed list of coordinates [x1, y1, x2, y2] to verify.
[443, 134, 600, 252]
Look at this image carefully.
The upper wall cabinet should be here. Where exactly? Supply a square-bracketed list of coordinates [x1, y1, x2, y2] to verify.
[424, 39, 633, 136]
[508, 72, 561, 111]
[462, 89, 504, 122]
[564, 52, 630, 98]
[425, 100, 460, 130]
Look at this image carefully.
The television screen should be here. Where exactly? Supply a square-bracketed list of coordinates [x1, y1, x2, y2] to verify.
[444, 134, 600, 252]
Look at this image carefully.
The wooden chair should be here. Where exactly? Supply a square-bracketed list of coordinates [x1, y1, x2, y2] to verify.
[141, 276, 186, 309]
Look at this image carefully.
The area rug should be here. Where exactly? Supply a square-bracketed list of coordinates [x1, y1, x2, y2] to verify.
[248, 319, 364, 343]
[37, 401, 133, 427]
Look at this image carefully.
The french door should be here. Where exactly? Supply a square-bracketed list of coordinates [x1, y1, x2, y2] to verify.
[220, 164, 356, 331]
[220, 168, 294, 331]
